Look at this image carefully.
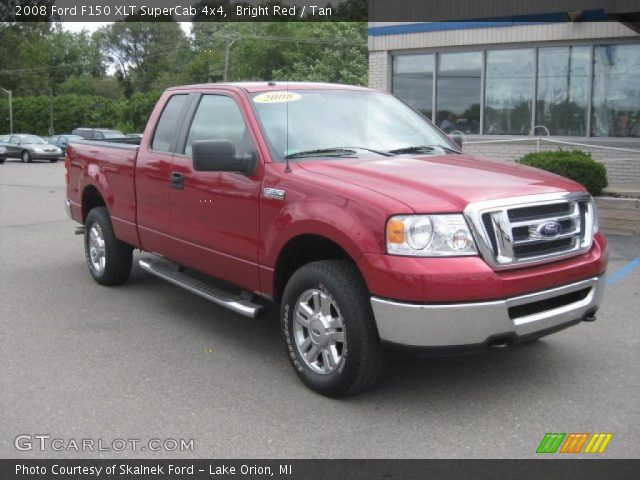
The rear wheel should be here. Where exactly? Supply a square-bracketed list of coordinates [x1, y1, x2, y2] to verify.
[84, 207, 133, 286]
[21, 151, 31, 163]
[281, 260, 384, 397]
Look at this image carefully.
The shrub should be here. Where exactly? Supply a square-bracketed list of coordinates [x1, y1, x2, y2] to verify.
[518, 150, 608, 196]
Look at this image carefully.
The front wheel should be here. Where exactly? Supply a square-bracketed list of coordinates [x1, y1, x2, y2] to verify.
[84, 207, 133, 286]
[21, 151, 31, 163]
[281, 260, 384, 397]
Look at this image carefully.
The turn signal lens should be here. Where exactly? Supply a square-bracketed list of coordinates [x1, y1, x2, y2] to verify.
[386, 219, 405, 244]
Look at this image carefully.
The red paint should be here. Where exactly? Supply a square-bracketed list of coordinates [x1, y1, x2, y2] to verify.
[66, 83, 607, 301]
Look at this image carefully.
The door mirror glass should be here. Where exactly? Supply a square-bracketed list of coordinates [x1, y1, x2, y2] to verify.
[192, 140, 256, 175]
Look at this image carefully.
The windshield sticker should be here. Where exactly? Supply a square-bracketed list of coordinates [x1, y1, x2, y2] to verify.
[253, 91, 302, 104]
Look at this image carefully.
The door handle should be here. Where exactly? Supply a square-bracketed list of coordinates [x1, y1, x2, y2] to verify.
[171, 171, 184, 190]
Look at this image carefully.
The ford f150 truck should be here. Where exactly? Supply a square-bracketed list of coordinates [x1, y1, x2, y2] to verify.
[65, 82, 607, 397]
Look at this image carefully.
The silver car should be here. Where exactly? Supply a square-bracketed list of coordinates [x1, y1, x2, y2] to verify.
[0, 134, 64, 163]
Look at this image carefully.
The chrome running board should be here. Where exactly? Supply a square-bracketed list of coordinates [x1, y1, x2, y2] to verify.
[138, 258, 266, 319]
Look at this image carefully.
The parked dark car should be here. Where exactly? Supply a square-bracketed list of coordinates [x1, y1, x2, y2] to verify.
[71, 128, 125, 140]
[0, 134, 63, 162]
[48, 134, 84, 153]
[0, 145, 6, 163]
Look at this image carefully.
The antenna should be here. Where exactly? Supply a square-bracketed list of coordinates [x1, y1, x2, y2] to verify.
[284, 81, 291, 173]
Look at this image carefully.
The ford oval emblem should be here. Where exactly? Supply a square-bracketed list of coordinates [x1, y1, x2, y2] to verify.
[537, 221, 562, 238]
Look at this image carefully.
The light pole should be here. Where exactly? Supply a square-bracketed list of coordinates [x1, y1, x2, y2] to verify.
[0, 87, 13, 134]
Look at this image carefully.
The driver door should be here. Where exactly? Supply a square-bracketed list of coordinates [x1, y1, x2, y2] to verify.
[169, 92, 262, 293]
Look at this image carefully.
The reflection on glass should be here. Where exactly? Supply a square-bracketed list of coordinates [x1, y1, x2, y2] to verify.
[592, 44, 640, 137]
[392, 54, 434, 119]
[536, 46, 589, 136]
[484, 49, 534, 135]
[436, 52, 481, 134]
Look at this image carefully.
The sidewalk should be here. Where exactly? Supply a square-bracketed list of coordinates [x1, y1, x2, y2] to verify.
[604, 184, 640, 199]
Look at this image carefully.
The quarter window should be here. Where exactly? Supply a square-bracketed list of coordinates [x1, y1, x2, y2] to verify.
[151, 94, 188, 152]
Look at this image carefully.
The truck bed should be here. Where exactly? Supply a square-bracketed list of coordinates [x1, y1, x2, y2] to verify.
[66, 141, 140, 248]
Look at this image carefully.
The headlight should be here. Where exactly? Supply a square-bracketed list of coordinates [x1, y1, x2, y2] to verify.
[33, 147, 44, 153]
[386, 214, 478, 257]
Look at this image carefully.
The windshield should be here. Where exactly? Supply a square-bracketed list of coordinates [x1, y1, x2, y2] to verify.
[17, 135, 46, 144]
[250, 89, 458, 162]
[102, 130, 124, 139]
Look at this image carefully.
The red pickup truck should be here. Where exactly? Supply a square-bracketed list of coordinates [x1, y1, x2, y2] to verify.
[65, 82, 607, 397]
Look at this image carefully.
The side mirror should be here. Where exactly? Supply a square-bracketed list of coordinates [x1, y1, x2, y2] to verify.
[192, 140, 257, 175]
[449, 133, 463, 149]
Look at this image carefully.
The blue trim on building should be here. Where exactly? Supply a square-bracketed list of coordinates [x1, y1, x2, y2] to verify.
[368, 10, 609, 37]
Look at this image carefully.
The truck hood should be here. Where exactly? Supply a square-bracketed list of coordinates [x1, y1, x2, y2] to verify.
[297, 154, 584, 213]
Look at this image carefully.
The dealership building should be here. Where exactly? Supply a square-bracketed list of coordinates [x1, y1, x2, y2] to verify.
[367, 2, 640, 184]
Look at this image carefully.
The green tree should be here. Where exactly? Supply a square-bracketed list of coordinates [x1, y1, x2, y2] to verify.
[98, 17, 193, 94]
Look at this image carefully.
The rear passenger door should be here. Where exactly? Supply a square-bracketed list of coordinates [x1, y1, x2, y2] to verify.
[168, 92, 262, 293]
[134, 93, 191, 255]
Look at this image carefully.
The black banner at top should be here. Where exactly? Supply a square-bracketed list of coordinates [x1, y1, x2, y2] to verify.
[2, 0, 365, 22]
[2, 0, 638, 23]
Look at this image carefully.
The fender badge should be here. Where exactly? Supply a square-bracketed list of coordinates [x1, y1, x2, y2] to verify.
[263, 187, 286, 200]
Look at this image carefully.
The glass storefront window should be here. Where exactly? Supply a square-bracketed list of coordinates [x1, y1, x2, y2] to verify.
[392, 54, 434, 119]
[536, 46, 590, 136]
[391, 43, 640, 138]
[592, 44, 640, 137]
[436, 52, 481, 134]
[484, 49, 534, 135]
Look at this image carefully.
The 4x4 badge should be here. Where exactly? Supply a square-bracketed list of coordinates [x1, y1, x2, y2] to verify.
[263, 187, 286, 200]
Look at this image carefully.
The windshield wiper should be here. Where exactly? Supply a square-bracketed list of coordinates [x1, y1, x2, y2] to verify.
[388, 144, 461, 155]
[284, 146, 392, 160]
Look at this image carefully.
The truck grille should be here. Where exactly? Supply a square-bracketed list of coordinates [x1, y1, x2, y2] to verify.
[465, 193, 597, 270]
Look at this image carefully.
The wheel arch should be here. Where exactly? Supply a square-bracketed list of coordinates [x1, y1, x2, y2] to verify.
[273, 233, 363, 302]
[81, 184, 107, 223]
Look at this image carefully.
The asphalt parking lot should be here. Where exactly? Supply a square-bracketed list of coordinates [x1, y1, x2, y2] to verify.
[1, 159, 639, 459]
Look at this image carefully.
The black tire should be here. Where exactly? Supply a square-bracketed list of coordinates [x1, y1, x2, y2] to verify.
[22, 150, 31, 163]
[281, 260, 384, 397]
[84, 206, 133, 286]
[49, 158, 58, 163]
[0, 158, 5, 164]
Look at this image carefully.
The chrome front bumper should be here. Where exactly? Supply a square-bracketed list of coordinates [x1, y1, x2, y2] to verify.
[371, 276, 605, 348]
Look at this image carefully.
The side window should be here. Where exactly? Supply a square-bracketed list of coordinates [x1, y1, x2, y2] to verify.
[9, 136, 18, 144]
[152, 94, 188, 152]
[184, 95, 252, 157]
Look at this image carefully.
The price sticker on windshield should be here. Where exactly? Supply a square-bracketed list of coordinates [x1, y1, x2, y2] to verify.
[253, 91, 302, 103]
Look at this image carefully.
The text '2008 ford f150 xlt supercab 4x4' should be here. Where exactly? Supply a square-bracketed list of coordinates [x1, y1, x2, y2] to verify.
[65, 82, 607, 397]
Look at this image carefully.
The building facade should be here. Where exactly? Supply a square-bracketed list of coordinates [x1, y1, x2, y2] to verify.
[368, 15, 640, 185]
[369, 20, 639, 139]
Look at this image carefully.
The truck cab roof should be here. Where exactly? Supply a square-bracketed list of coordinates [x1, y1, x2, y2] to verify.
[167, 81, 373, 94]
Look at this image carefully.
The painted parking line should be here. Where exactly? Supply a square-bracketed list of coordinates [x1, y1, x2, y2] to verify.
[606, 257, 640, 288]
